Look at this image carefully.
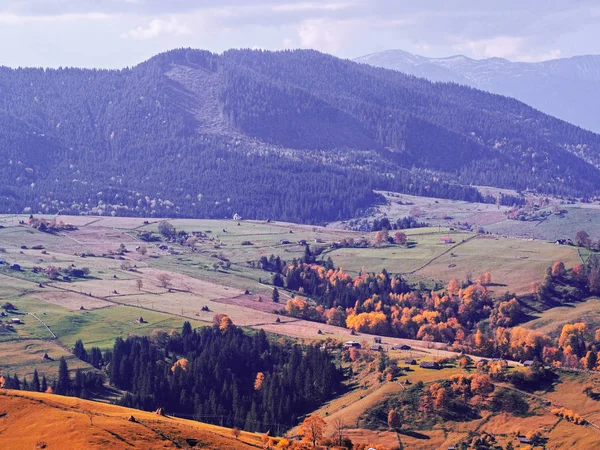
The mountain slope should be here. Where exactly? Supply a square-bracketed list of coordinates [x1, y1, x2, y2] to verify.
[0, 48, 600, 224]
[0, 389, 257, 449]
[356, 49, 600, 134]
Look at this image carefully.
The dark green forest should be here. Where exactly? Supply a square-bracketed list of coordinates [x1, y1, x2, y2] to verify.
[1, 48, 599, 223]
[109, 324, 343, 433]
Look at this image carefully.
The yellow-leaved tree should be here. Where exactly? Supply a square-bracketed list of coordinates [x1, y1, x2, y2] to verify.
[298, 414, 326, 448]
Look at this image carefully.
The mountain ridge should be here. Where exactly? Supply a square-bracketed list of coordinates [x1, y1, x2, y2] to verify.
[0, 48, 599, 224]
[355, 49, 600, 132]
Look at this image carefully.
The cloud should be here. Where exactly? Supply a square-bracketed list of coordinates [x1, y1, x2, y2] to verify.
[454, 36, 563, 62]
[455, 36, 525, 59]
[121, 17, 191, 40]
[273, 2, 353, 13]
[0, 12, 109, 25]
[297, 18, 358, 52]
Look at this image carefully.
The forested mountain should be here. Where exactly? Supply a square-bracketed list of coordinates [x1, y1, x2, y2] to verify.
[1, 48, 600, 224]
[356, 49, 600, 134]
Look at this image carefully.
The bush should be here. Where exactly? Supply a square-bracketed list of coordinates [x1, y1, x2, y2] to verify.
[490, 388, 529, 416]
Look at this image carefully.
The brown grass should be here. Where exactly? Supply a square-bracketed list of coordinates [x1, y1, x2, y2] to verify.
[0, 390, 257, 449]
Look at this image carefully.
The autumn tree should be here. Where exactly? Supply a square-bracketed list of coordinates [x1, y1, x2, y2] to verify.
[388, 409, 403, 431]
[219, 315, 233, 332]
[447, 279, 460, 295]
[375, 230, 389, 246]
[559, 323, 588, 357]
[254, 372, 265, 391]
[478, 272, 492, 285]
[394, 232, 407, 245]
[232, 427, 241, 440]
[298, 414, 326, 448]
[552, 261, 566, 278]
[44, 266, 59, 280]
[471, 374, 494, 398]
[276, 439, 290, 449]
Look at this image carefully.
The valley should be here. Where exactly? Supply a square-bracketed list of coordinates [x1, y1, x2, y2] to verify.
[1, 200, 600, 448]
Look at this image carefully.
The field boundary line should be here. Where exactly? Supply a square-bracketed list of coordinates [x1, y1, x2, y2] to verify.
[406, 234, 479, 275]
[28, 312, 57, 339]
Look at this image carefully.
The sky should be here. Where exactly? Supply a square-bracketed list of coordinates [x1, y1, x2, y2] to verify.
[0, 0, 599, 68]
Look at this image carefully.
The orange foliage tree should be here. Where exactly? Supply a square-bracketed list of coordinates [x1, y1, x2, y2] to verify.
[298, 414, 326, 448]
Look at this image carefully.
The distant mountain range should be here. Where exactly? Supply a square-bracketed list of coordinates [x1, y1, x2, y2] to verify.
[355, 49, 600, 133]
[1, 48, 600, 223]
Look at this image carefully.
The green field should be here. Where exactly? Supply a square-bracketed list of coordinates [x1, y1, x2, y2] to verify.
[1, 296, 204, 349]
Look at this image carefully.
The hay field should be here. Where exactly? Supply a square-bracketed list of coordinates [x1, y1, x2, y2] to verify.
[0, 339, 92, 379]
[523, 298, 600, 338]
[324, 230, 472, 275]
[416, 235, 581, 295]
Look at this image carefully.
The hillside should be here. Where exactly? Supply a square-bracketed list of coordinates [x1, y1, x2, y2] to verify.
[0, 389, 258, 449]
[356, 49, 600, 134]
[1, 49, 600, 224]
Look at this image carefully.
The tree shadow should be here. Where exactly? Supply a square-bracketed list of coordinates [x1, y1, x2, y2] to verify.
[399, 430, 430, 440]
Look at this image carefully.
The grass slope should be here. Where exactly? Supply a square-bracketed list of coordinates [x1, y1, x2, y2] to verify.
[0, 389, 258, 449]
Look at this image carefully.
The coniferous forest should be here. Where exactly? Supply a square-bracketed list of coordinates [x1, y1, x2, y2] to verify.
[108, 323, 344, 434]
[1, 48, 600, 223]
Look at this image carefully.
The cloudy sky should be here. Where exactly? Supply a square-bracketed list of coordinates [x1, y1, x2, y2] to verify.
[1, 0, 599, 68]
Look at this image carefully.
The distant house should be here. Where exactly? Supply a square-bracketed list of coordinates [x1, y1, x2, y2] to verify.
[519, 437, 531, 444]
[420, 361, 440, 369]
[343, 341, 361, 349]
[440, 237, 454, 244]
[405, 359, 417, 365]
[523, 360, 535, 367]
[279, 239, 291, 245]
[298, 239, 307, 245]
[370, 344, 383, 351]
[233, 213, 242, 221]
[314, 238, 324, 243]
[373, 337, 382, 344]
[392, 344, 411, 350]
[11, 318, 23, 324]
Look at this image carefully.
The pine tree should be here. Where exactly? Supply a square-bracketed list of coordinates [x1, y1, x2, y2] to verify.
[182, 321, 193, 337]
[56, 357, 71, 395]
[73, 339, 87, 361]
[272, 287, 280, 303]
[13, 374, 21, 390]
[32, 369, 41, 392]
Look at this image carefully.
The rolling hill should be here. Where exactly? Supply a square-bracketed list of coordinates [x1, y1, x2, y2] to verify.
[0, 389, 258, 449]
[356, 49, 600, 134]
[1, 48, 600, 224]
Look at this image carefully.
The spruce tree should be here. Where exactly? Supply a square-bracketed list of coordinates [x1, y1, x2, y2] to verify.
[41, 375, 48, 393]
[73, 339, 87, 361]
[272, 287, 280, 303]
[32, 369, 41, 392]
[56, 357, 71, 395]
